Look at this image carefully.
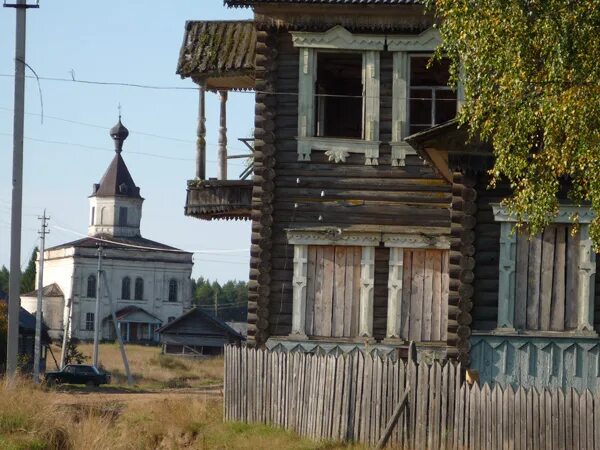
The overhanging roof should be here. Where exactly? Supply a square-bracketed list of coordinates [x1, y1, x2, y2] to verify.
[405, 120, 493, 181]
[177, 20, 256, 91]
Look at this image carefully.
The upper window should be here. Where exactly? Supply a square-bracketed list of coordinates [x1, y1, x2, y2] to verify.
[168, 279, 178, 302]
[315, 52, 363, 139]
[86, 275, 96, 298]
[85, 312, 95, 331]
[119, 207, 128, 226]
[122, 277, 131, 300]
[134, 277, 144, 301]
[90, 207, 95, 226]
[408, 55, 457, 135]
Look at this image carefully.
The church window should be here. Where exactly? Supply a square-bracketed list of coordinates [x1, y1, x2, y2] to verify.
[100, 207, 105, 225]
[134, 277, 144, 300]
[122, 277, 131, 300]
[85, 312, 95, 331]
[168, 279, 178, 302]
[119, 207, 128, 226]
[90, 207, 95, 226]
[87, 275, 96, 298]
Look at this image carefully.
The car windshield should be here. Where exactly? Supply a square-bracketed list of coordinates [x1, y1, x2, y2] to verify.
[68, 365, 98, 375]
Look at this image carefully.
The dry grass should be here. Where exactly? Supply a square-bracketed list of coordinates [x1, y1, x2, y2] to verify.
[70, 343, 223, 389]
[0, 379, 365, 450]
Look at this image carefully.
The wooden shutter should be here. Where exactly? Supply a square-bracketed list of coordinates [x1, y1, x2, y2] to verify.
[515, 225, 579, 331]
[305, 245, 362, 338]
[400, 249, 449, 341]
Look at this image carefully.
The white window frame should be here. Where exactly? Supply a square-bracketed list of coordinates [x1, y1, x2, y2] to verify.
[292, 26, 445, 167]
[286, 228, 450, 341]
[85, 312, 95, 331]
[492, 204, 597, 333]
[406, 53, 457, 136]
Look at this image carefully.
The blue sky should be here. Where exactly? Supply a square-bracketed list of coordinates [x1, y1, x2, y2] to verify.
[0, 1, 254, 282]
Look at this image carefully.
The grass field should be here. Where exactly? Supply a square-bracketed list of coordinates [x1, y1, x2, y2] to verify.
[0, 380, 365, 450]
[61, 343, 224, 389]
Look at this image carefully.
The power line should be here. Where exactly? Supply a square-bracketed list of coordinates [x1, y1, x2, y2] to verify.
[51, 223, 250, 256]
[0, 73, 458, 100]
[0, 131, 249, 165]
[0, 105, 254, 152]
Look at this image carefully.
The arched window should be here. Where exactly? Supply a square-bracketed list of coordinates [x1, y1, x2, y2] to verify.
[87, 275, 96, 298]
[134, 277, 144, 300]
[90, 207, 95, 226]
[168, 279, 178, 302]
[121, 277, 131, 300]
[100, 207, 105, 225]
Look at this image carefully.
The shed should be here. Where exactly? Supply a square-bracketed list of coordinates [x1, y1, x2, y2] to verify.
[156, 307, 245, 356]
[0, 292, 51, 373]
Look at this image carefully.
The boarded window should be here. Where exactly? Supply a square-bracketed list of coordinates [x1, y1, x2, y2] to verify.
[305, 246, 361, 338]
[515, 225, 579, 331]
[400, 249, 449, 341]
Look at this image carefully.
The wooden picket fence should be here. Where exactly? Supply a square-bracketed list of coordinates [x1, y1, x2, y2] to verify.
[224, 345, 600, 449]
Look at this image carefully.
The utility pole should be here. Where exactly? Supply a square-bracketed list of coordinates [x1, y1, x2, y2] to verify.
[33, 210, 49, 383]
[4, 0, 39, 380]
[214, 290, 218, 318]
[92, 244, 103, 367]
[59, 297, 72, 369]
[102, 271, 133, 385]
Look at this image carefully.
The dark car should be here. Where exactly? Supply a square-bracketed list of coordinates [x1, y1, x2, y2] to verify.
[44, 364, 111, 387]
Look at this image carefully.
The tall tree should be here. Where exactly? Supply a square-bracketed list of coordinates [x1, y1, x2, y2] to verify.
[428, 0, 600, 244]
[20, 247, 38, 294]
[0, 266, 9, 294]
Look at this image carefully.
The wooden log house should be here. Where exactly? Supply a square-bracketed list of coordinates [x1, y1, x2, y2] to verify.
[179, 0, 600, 391]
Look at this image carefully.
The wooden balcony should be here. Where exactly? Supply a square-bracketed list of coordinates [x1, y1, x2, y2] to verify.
[185, 179, 252, 220]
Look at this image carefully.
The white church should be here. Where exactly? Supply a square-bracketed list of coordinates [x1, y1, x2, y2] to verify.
[21, 118, 194, 343]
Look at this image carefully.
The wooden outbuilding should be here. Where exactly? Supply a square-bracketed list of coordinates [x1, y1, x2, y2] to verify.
[156, 307, 245, 356]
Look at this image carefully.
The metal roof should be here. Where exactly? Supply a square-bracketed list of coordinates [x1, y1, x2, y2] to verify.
[226, 0, 421, 6]
[21, 283, 64, 298]
[177, 20, 256, 90]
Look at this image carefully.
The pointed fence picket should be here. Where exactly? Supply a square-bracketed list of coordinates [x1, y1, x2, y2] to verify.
[223, 345, 600, 449]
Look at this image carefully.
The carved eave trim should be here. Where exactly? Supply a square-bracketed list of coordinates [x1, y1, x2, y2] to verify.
[491, 204, 595, 224]
[382, 233, 451, 249]
[297, 137, 380, 165]
[291, 25, 440, 52]
[286, 228, 381, 247]
[387, 27, 441, 52]
[291, 25, 386, 50]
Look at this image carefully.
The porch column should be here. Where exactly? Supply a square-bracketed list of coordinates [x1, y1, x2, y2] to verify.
[196, 80, 207, 180]
[291, 244, 308, 338]
[218, 90, 228, 180]
[359, 246, 376, 338]
[497, 222, 517, 330]
[385, 247, 404, 339]
[577, 224, 596, 331]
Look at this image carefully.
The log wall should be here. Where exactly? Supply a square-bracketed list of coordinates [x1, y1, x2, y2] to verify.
[267, 30, 452, 340]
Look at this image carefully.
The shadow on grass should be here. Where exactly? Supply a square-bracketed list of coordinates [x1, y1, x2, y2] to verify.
[49, 384, 149, 394]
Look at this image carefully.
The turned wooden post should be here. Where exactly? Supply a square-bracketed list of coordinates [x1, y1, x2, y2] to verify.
[218, 90, 228, 180]
[196, 80, 207, 180]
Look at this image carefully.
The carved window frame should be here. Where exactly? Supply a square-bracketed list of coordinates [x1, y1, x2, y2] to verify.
[286, 228, 450, 342]
[292, 26, 443, 167]
[492, 204, 597, 334]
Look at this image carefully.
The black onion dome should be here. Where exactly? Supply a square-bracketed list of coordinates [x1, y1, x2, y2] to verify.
[110, 118, 129, 153]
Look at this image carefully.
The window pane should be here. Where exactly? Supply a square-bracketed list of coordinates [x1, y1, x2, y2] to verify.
[410, 56, 451, 86]
[315, 52, 363, 139]
[435, 89, 458, 125]
[409, 88, 432, 133]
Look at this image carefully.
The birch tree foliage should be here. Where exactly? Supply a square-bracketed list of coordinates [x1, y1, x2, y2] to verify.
[427, 0, 600, 245]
